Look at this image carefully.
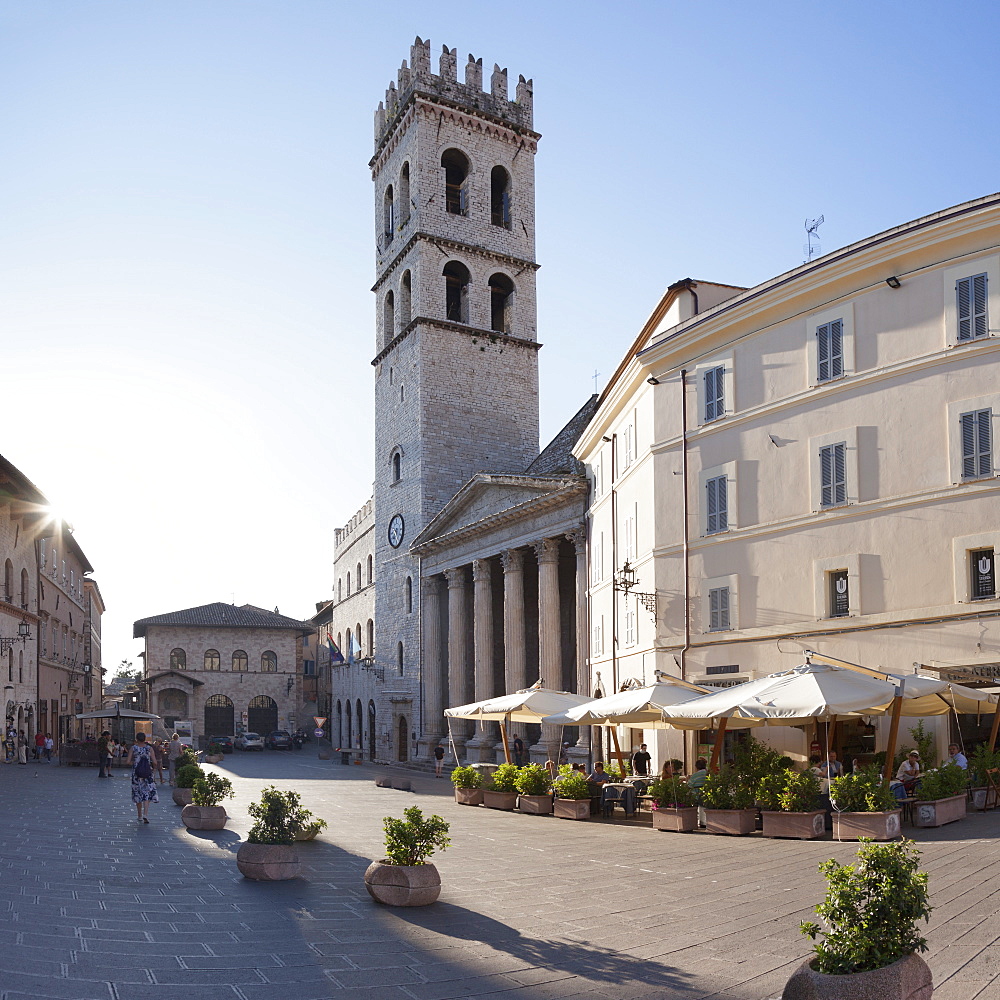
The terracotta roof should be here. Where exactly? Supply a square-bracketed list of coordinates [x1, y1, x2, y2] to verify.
[524, 395, 599, 476]
[133, 603, 312, 638]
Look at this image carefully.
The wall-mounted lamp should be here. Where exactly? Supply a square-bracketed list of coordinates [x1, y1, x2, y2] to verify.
[0, 621, 32, 653]
[647, 376, 660, 385]
[886, 276, 902, 289]
[601, 436, 612, 443]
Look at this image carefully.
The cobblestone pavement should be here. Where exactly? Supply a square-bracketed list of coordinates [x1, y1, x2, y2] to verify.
[1, 752, 998, 1000]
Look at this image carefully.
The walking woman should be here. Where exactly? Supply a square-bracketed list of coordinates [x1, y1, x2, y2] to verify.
[126, 732, 159, 823]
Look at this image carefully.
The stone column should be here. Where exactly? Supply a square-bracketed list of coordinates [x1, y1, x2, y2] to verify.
[566, 527, 591, 767]
[445, 566, 470, 754]
[417, 575, 444, 762]
[466, 558, 496, 761]
[531, 537, 562, 764]
[500, 548, 526, 763]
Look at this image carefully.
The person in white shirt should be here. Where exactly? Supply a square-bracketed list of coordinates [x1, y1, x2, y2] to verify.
[946, 744, 968, 770]
[896, 751, 921, 793]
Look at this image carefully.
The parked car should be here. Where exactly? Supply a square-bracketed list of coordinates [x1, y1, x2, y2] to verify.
[234, 732, 264, 751]
[209, 735, 234, 753]
[267, 730, 292, 750]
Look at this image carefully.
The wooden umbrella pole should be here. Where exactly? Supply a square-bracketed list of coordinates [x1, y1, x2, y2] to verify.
[882, 694, 903, 788]
[610, 726, 625, 775]
[500, 717, 512, 764]
[709, 717, 728, 773]
[988, 701, 1000, 753]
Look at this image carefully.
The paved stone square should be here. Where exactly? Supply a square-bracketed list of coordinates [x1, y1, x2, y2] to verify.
[0, 752, 998, 999]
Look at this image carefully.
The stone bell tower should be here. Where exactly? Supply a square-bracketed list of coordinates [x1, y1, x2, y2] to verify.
[369, 38, 541, 756]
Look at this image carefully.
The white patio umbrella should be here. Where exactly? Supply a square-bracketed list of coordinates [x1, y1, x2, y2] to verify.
[445, 685, 592, 762]
[76, 706, 161, 721]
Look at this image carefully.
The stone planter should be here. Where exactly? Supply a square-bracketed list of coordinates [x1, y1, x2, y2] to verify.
[294, 826, 321, 842]
[374, 776, 392, 787]
[454, 787, 484, 806]
[172, 787, 194, 807]
[553, 798, 590, 821]
[782, 952, 932, 1000]
[832, 809, 902, 841]
[913, 793, 967, 828]
[364, 860, 441, 906]
[705, 808, 757, 836]
[483, 790, 518, 811]
[518, 794, 553, 815]
[318, 749, 331, 760]
[971, 786, 987, 810]
[652, 806, 698, 832]
[181, 805, 228, 831]
[203, 754, 224, 764]
[236, 843, 301, 881]
[391, 778, 411, 791]
[761, 810, 826, 840]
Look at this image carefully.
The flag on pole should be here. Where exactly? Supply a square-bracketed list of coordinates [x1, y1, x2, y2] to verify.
[326, 632, 345, 665]
[348, 632, 362, 664]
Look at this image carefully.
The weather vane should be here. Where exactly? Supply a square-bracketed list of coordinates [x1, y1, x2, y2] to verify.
[804, 215, 824, 262]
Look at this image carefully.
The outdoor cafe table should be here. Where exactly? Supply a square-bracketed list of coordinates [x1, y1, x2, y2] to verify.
[601, 783, 638, 817]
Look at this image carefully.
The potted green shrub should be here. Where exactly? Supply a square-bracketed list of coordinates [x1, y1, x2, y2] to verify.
[172, 762, 204, 807]
[483, 762, 519, 810]
[700, 769, 757, 836]
[364, 806, 450, 906]
[204, 742, 225, 764]
[829, 766, 901, 841]
[649, 776, 698, 832]
[913, 762, 968, 828]
[450, 764, 484, 806]
[967, 744, 998, 810]
[236, 785, 303, 881]
[758, 768, 825, 840]
[515, 763, 553, 815]
[553, 771, 592, 821]
[785, 839, 932, 1000]
[291, 803, 328, 842]
[182, 773, 234, 831]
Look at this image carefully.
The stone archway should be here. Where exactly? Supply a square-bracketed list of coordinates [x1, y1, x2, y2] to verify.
[247, 696, 277, 736]
[204, 695, 234, 737]
[397, 715, 408, 763]
[157, 689, 189, 731]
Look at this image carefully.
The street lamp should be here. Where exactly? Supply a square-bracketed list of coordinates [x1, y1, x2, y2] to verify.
[613, 560, 657, 617]
[0, 620, 31, 653]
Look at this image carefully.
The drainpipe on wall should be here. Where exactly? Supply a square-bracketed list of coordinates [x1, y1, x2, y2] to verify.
[679, 370, 691, 676]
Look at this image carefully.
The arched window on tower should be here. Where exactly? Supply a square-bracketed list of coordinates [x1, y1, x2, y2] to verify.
[367, 555, 373, 584]
[3, 560, 12, 602]
[356, 562, 362, 590]
[441, 149, 469, 215]
[383, 184, 395, 242]
[383, 290, 395, 342]
[489, 273, 515, 333]
[397, 641, 404, 675]
[444, 261, 470, 324]
[346, 572, 351, 597]
[405, 576, 412, 614]
[399, 270, 412, 328]
[366, 619, 374, 656]
[392, 451, 401, 483]
[491, 166, 511, 228]
[399, 162, 410, 225]
[20, 569, 28, 608]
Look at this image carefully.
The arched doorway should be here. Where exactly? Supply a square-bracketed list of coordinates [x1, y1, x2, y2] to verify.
[397, 716, 408, 763]
[346, 701, 353, 749]
[247, 695, 277, 735]
[356, 699, 363, 749]
[367, 701, 376, 760]
[157, 689, 189, 731]
[204, 695, 234, 736]
[336, 700, 342, 747]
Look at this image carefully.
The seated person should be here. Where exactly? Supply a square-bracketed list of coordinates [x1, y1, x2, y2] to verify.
[687, 758, 709, 789]
[946, 743, 968, 770]
[587, 761, 610, 784]
[817, 750, 843, 779]
[896, 751, 921, 793]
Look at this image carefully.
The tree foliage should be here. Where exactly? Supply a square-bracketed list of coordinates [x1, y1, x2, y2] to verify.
[382, 806, 450, 866]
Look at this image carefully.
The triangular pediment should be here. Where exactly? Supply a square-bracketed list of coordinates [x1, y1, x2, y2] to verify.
[411, 474, 584, 551]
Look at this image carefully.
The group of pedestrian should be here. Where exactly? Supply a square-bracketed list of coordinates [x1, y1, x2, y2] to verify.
[4, 727, 52, 764]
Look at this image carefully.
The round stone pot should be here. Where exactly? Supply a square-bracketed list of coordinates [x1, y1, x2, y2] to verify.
[364, 861, 441, 906]
[181, 805, 228, 831]
[294, 826, 320, 841]
[781, 953, 932, 1000]
[236, 842, 301, 881]
[203, 754, 224, 764]
[172, 787, 194, 807]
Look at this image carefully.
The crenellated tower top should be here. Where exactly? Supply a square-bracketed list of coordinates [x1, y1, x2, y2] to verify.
[373, 36, 534, 153]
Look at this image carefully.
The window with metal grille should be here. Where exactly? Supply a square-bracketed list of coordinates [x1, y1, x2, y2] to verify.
[706, 664, 739, 675]
[816, 319, 844, 381]
[957, 273, 988, 341]
[829, 570, 849, 617]
[706, 475, 728, 533]
[820, 442, 847, 506]
[961, 408, 992, 478]
[708, 586, 730, 630]
[704, 366, 725, 421]
[971, 548, 996, 601]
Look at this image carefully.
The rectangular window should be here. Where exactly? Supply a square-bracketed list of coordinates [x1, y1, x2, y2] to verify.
[592, 620, 603, 656]
[704, 366, 725, 421]
[706, 664, 739, 675]
[706, 475, 728, 534]
[961, 408, 992, 478]
[971, 548, 996, 601]
[623, 516, 635, 562]
[591, 532, 603, 584]
[708, 586, 730, 630]
[816, 319, 844, 381]
[829, 570, 849, 617]
[819, 442, 847, 506]
[622, 424, 634, 469]
[624, 607, 636, 646]
[957, 273, 988, 341]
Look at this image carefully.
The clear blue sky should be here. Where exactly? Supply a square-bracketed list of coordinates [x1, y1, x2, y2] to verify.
[3, 1, 998, 676]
